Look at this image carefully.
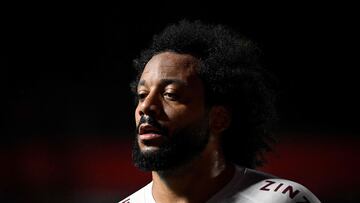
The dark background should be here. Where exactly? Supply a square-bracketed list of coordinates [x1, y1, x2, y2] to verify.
[3, 4, 359, 203]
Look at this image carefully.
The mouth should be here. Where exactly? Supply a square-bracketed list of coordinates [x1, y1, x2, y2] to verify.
[138, 124, 165, 145]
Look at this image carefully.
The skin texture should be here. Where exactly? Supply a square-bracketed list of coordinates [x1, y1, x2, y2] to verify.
[135, 52, 234, 203]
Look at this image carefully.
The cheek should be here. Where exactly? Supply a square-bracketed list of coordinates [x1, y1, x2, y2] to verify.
[163, 103, 205, 128]
[163, 104, 187, 120]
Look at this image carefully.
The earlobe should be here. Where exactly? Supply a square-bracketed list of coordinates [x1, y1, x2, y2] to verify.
[209, 106, 231, 135]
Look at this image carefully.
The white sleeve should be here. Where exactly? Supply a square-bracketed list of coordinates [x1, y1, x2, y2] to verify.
[236, 178, 321, 203]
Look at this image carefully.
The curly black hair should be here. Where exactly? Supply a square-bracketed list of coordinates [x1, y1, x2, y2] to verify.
[131, 20, 278, 168]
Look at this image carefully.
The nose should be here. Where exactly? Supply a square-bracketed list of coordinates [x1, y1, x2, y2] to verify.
[137, 92, 161, 118]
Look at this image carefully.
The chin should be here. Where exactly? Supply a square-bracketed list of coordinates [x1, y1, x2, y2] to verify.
[141, 145, 162, 153]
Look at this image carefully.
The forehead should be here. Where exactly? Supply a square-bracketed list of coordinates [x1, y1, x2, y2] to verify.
[140, 52, 200, 83]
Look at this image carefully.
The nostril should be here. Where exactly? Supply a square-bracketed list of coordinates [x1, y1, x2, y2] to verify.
[141, 103, 159, 116]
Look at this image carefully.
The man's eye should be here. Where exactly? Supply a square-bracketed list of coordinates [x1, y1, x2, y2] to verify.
[137, 93, 147, 101]
[163, 92, 178, 101]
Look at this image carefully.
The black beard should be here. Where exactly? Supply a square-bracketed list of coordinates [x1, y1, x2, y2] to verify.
[132, 117, 210, 172]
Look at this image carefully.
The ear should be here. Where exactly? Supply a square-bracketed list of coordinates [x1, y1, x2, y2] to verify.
[209, 106, 231, 135]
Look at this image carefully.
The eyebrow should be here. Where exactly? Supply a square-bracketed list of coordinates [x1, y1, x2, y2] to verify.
[138, 79, 188, 88]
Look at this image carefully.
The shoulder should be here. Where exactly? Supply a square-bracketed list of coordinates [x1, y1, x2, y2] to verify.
[220, 166, 321, 203]
[118, 182, 153, 203]
[235, 177, 321, 203]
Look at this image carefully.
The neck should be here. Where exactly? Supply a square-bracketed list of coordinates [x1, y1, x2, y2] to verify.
[151, 140, 235, 203]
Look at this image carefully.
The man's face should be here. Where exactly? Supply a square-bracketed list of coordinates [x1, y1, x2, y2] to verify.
[132, 52, 210, 171]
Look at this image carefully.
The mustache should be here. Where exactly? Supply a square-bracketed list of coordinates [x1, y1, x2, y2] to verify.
[136, 115, 167, 135]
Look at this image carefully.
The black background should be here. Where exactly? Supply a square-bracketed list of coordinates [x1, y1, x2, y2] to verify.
[4, 4, 359, 143]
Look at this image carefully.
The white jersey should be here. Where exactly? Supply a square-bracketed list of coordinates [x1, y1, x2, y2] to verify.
[119, 166, 321, 203]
